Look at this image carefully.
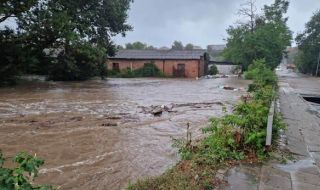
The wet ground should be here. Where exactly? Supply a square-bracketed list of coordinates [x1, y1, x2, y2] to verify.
[221, 65, 320, 190]
[0, 77, 250, 190]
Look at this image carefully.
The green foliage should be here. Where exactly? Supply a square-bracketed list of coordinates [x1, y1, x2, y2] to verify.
[171, 41, 184, 50]
[200, 124, 245, 163]
[125, 59, 285, 190]
[245, 59, 277, 87]
[176, 59, 280, 163]
[184, 43, 194, 50]
[295, 10, 320, 75]
[0, 151, 53, 190]
[223, 0, 292, 70]
[0, 30, 22, 85]
[0, 0, 38, 23]
[125, 42, 147, 50]
[125, 42, 156, 50]
[48, 43, 106, 81]
[207, 65, 219, 75]
[0, 0, 133, 84]
[172, 139, 193, 160]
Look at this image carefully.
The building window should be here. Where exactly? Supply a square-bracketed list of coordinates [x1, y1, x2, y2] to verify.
[112, 63, 120, 72]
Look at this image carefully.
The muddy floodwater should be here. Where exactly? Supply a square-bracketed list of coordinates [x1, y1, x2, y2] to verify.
[0, 77, 250, 190]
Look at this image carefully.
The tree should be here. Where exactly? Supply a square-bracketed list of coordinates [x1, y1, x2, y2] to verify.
[15, 0, 133, 80]
[0, 0, 41, 85]
[295, 10, 320, 75]
[237, 0, 257, 32]
[185, 43, 194, 50]
[117, 45, 124, 50]
[171, 41, 184, 50]
[0, 0, 38, 23]
[125, 41, 147, 50]
[146, 45, 157, 50]
[223, 0, 292, 70]
[208, 65, 218, 75]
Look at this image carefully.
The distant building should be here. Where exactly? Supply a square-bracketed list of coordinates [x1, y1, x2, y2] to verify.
[193, 46, 203, 50]
[208, 61, 238, 75]
[159, 46, 170, 50]
[207, 44, 226, 51]
[107, 49, 208, 78]
[207, 44, 227, 62]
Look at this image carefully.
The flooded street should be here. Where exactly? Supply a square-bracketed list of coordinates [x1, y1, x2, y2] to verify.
[0, 77, 250, 190]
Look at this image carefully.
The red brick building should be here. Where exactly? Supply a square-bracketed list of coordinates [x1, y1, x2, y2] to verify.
[107, 50, 208, 78]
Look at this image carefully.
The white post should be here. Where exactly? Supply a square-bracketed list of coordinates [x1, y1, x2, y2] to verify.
[266, 101, 275, 147]
[316, 49, 320, 77]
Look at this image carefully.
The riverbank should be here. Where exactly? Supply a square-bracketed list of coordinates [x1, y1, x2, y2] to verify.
[0, 77, 249, 189]
[127, 60, 285, 190]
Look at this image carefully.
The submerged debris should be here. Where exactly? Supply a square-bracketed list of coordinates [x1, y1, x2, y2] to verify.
[139, 102, 224, 116]
[101, 122, 118, 127]
[139, 103, 175, 116]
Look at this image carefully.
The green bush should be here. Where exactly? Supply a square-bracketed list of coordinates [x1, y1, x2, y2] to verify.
[48, 43, 106, 81]
[208, 65, 219, 75]
[245, 59, 277, 86]
[0, 151, 53, 190]
[126, 58, 285, 189]
[0, 30, 23, 86]
[176, 59, 282, 162]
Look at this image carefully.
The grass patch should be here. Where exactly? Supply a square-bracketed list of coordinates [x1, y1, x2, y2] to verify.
[127, 160, 228, 190]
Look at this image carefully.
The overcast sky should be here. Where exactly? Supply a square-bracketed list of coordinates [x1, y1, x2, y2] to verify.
[114, 0, 320, 48]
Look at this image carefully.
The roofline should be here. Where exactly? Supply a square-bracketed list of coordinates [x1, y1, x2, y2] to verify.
[108, 58, 202, 61]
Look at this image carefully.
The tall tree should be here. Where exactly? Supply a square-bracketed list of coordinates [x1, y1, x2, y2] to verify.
[237, 0, 257, 32]
[16, 0, 133, 80]
[125, 41, 147, 50]
[0, 0, 38, 23]
[295, 10, 320, 75]
[223, 0, 292, 70]
[0, 0, 40, 85]
[171, 41, 184, 50]
[185, 43, 194, 50]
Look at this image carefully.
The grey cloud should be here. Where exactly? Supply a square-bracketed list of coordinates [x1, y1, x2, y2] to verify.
[115, 0, 320, 48]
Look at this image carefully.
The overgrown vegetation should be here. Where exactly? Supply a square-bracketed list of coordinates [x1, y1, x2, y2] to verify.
[223, 0, 292, 70]
[108, 63, 165, 78]
[0, 151, 53, 190]
[207, 65, 219, 75]
[295, 10, 320, 75]
[127, 58, 284, 189]
[0, 0, 133, 84]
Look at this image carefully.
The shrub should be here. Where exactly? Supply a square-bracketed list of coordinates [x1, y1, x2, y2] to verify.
[208, 65, 219, 75]
[0, 30, 23, 86]
[48, 43, 106, 81]
[0, 151, 53, 190]
[176, 59, 281, 162]
[245, 59, 277, 86]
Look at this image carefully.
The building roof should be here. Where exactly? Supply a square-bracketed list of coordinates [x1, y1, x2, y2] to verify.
[110, 49, 206, 60]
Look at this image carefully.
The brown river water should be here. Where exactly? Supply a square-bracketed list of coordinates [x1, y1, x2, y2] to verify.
[0, 77, 250, 190]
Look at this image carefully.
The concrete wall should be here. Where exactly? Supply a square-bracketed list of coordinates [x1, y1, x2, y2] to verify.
[107, 59, 202, 78]
[216, 65, 237, 75]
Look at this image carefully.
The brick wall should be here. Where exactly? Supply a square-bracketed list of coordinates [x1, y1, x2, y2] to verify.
[107, 59, 202, 78]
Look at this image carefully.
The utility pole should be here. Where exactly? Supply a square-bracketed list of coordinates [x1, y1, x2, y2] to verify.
[316, 48, 320, 77]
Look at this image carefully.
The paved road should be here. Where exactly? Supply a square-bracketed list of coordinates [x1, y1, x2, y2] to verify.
[224, 65, 320, 190]
[273, 65, 320, 190]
